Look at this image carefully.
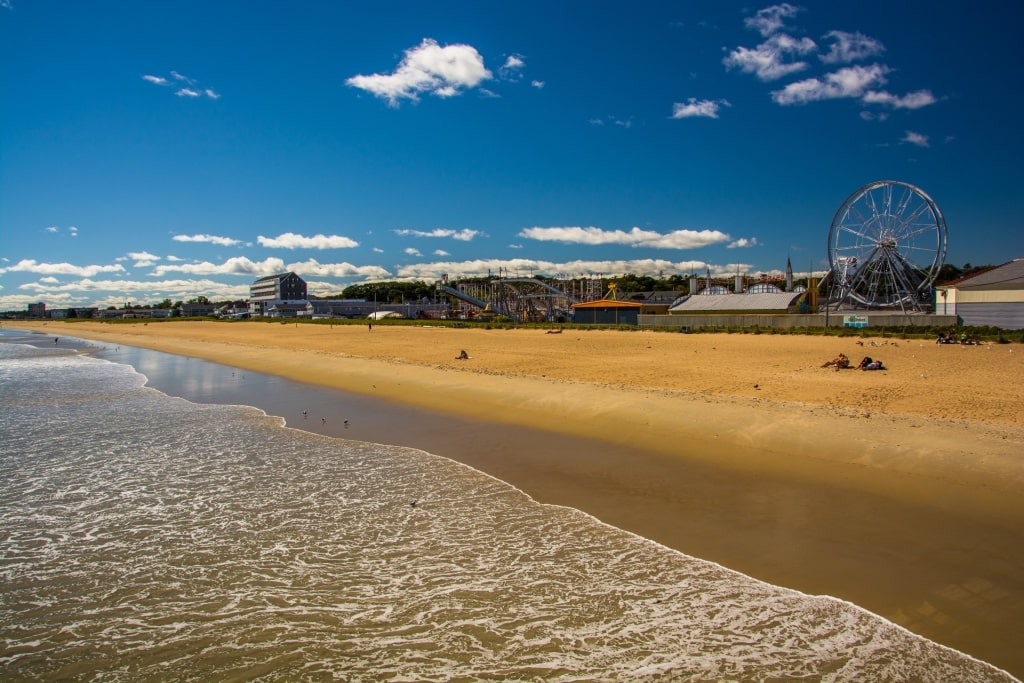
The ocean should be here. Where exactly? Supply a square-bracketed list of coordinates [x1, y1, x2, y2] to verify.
[0, 329, 1015, 682]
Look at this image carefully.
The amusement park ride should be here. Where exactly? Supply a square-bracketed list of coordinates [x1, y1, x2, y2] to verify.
[823, 180, 948, 313]
[432, 179, 949, 321]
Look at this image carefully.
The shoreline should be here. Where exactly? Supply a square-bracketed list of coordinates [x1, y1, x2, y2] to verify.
[10, 320, 1024, 677]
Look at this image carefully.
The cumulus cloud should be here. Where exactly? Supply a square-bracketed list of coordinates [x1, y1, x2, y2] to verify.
[518, 226, 732, 250]
[723, 33, 817, 81]
[127, 251, 161, 267]
[531, 80, 545, 89]
[45, 226, 58, 233]
[404, 247, 422, 257]
[434, 249, 450, 256]
[771, 63, 890, 105]
[257, 232, 359, 249]
[394, 257, 727, 281]
[346, 38, 492, 105]
[861, 89, 936, 109]
[672, 98, 731, 119]
[152, 256, 287, 277]
[727, 237, 760, 248]
[745, 3, 800, 37]
[285, 259, 390, 279]
[3, 277, 253, 309]
[0, 259, 126, 277]
[820, 30, 885, 64]
[902, 130, 929, 147]
[173, 233, 242, 247]
[394, 228, 479, 241]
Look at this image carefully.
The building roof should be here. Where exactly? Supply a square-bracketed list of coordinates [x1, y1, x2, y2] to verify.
[669, 291, 802, 313]
[253, 271, 300, 283]
[942, 258, 1024, 289]
[571, 297, 643, 309]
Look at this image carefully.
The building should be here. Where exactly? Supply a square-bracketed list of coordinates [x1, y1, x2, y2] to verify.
[571, 285, 643, 325]
[935, 258, 1024, 329]
[249, 272, 308, 316]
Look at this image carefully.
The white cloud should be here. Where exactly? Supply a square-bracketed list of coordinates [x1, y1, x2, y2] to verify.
[820, 30, 885, 64]
[170, 70, 195, 84]
[723, 33, 817, 82]
[860, 110, 889, 122]
[0, 259, 126, 277]
[3, 276, 253, 308]
[39, 276, 60, 284]
[434, 249, 450, 256]
[175, 88, 200, 98]
[204, 88, 220, 100]
[372, 247, 384, 253]
[128, 251, 161, 267]
[68, 226, 78, 237]
[152, 256, 287, 277]
[45, 226, 58, 233]
[727, 237, 760, 248]
[771, 63, 890, 105]
[503, 55, 525, 70]
[404, 247, 422, 257]
[531, 80, 545, 89]
[142, 74, 168, 85]
[672, 98, 730, 119]
[257, 232, 359, 249]
[394, 228, 479, 241]
[862, 89, 936, 109]
[902, 130, 929, 147]
[172, 233, 242, 247]
[518, 226, 732, 250]
[285, 258, 390, 279]
[745, 3, 800, 37]
[394, 257, 732, 281]
[346, 38, 492, 105]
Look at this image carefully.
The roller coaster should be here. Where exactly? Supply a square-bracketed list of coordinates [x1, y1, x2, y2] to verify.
[436, 276, 603, 323]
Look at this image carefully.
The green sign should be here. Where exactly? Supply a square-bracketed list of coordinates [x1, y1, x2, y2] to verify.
[843, 315, 869, 328]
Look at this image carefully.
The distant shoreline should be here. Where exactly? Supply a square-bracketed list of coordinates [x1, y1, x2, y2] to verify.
[12, 320, 1024, 677]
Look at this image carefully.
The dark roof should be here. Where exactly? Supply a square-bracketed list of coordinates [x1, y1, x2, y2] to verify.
[942, 259, 1024, 289]
[254, 271, 299, 283]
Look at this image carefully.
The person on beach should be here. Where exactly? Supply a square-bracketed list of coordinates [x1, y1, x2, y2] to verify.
[821, 353, 849, 370]
[456, 350, 470, 360]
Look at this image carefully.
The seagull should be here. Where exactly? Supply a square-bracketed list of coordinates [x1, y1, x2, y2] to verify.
[410, 499, 420, 508]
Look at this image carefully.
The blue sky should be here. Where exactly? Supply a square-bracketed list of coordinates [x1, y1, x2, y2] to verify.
[2, 1, 1022, 308]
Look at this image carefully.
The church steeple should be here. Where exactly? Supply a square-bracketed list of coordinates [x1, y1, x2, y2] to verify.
[785, 256, 793, 292]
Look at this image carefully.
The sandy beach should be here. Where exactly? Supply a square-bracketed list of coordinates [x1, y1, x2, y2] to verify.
[13, 320, 1024, 677]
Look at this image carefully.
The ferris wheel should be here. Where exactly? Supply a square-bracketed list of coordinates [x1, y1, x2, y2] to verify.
[827, 180, 948, 310]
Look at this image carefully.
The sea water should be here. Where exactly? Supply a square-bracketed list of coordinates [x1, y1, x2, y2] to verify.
[0, 330, 1015, 682]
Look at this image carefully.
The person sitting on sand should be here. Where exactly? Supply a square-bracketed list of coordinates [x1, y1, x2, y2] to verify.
[456, 349, 470, 360]
[862, 359, 884, 371]
[821, 353, 850, 370]
[857, 356, 873, 369]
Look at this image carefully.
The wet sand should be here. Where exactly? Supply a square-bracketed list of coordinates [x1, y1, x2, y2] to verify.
[15, 320, 1024, 677]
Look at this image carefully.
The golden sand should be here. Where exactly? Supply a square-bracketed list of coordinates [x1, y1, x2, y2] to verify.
[14, 320, 1024, 676]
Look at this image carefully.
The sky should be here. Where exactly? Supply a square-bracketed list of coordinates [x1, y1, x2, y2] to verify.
[2, 1, 1022, 309]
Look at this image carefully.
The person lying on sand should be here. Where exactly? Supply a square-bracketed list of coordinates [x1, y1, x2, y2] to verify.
[821, 353, 850, 370]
